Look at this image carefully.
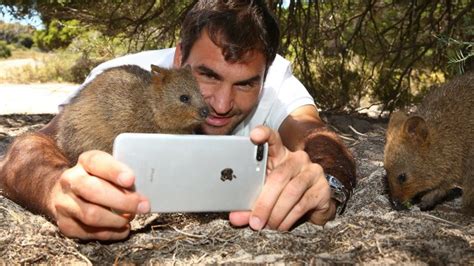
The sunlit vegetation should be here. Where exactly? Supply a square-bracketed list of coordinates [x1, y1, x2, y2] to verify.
[1, 1, 472, 112]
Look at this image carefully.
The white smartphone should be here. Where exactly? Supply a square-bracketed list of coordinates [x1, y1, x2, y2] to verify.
[112, 133, 268, 212]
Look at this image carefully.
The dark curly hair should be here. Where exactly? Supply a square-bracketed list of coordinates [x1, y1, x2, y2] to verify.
[180, 0, 280, 69]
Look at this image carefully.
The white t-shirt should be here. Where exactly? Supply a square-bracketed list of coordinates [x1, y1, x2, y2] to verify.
[66, 48, 315, 136]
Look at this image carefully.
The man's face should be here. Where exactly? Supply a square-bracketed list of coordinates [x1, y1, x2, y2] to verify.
[174, 30, 266, 135]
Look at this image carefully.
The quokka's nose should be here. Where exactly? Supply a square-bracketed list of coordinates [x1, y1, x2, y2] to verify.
[390, 198, 408, 211]
[199, 107, 209, 118]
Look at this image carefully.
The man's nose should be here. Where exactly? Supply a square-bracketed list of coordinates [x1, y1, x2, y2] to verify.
[209, 85, 234, 115]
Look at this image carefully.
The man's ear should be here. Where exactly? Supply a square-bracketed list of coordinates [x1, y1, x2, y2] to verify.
[173, 43, 183, 68]
[403, 116, 429, 145]
[151, 64, 171, 87]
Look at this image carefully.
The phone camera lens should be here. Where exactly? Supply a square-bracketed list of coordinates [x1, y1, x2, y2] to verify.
[256, 144, 264, 161]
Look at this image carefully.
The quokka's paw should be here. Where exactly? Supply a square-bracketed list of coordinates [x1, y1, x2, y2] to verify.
[462, 196, 474, 216]
[418, 188, 450, 211]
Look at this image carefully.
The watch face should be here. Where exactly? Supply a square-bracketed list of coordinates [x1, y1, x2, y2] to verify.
[326, 174, 343, 190]
[325, 174, 349, 215]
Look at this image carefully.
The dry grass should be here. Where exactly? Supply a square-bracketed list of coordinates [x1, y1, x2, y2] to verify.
[2, 49, 43, 60]
[0, 50, 79, 84]
[0, 113, 473, 264]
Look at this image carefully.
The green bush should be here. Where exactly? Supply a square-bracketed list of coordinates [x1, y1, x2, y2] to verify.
[67, 30, 128, 59]
[34, 19, 84, 51]
[19, 35, 34, 49]
[0, 21, 35, 49]
[66, 30, 127, 83]
[0, 41, 12, 58]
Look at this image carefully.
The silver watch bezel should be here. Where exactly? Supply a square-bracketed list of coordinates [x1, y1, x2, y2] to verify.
[325, 174, 348, 214]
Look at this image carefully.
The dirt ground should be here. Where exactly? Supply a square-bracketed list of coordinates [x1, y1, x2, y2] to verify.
[0, 113, 472, 264]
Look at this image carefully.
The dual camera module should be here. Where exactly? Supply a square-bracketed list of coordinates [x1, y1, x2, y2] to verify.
[256, 144, 265, 162]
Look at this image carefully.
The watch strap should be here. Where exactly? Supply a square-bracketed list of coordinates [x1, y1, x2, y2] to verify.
[326, 174, 350, 215]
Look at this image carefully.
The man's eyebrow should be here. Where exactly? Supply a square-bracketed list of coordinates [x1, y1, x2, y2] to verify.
[235, 75, 262, 86]
[196, 65, 222, 80]
[196, 65, 261, 85]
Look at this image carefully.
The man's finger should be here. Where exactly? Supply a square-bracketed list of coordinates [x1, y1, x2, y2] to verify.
[265, 167, 315, 229]
[57, 217, 130, 241]
[277, 180, 331, 230]
[251, 149, 316, 229]
[308, 200, 337, 225]
[54, 186, 130, 229]
[228, 211, 251, 227]
[249, 154, 302, 230]
[77, 150, 135, 188]
[61, 165, 148, 214]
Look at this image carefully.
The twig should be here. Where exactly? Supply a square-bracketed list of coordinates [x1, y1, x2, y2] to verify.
[375, 237, 383, 255]
[421, 213, 463, 228]
[20, 254, 46, 264]
[348, 140, 361, 147]
[152, 235, 186, 250]
[170, 226, 206, 238]
[348, 125, 368, 137]
[0, 206, 23, 223]
[76, 252, 93, 266]
[355, 102, 383, 112]
[338, 134, 357, 141]
[195, 253, 208, 264]
[214, 234, 240, 243]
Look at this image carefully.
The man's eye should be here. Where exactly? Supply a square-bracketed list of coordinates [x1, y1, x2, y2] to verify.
[200, 72, 217, 80]
[237, 83, 257, 91]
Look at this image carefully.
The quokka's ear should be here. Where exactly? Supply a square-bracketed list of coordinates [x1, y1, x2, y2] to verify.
[403, 116, 429, 145]
[182, 64, 192, 71]
[178, 65, 193, 76]
[387, 111, 408, 135]
[150, 64, 171, 87]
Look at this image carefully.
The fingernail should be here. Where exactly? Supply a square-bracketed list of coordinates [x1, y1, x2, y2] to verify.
[137, 201, 150, 214]
[250, 216, 263, 230]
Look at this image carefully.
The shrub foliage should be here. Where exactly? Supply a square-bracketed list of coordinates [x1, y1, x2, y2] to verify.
[0, 40, 12, 58]
[2, 0, 472, 111]
[0, 21, 35, 49]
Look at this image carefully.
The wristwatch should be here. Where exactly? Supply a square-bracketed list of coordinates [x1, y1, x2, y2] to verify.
[325, 174, 349, 215]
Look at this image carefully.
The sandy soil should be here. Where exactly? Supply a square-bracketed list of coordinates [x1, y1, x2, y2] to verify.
[0, 113, 473, 264]
[0, 84, 78, 115]
[0, 58, 79, 114]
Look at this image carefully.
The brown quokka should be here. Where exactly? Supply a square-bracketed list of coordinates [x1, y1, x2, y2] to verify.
[384, 72, 474, 215]
[57, 64, 209, 163]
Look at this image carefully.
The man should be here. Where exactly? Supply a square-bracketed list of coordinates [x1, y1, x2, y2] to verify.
[0, 0, 356, 240]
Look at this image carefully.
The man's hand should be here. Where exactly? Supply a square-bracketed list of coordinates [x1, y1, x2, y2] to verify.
[229, 126, 336, 230]
[49, 150, 150, 240]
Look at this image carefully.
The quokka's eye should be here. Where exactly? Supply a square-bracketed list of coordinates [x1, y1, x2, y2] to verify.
[397, 173, 407, 184]
[180, 95, 190, 103]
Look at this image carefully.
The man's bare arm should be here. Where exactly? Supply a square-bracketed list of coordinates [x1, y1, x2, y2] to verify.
[0, 113, 150, 240]
[0, 114, 69, 217]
